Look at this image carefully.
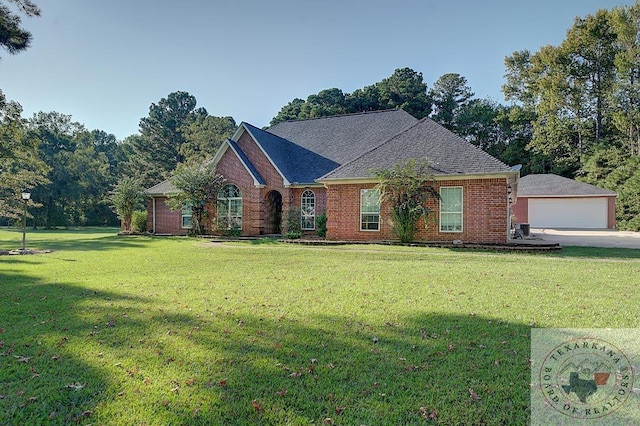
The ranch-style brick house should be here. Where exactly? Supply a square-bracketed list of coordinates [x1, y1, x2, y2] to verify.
[145, 109, 520, 244]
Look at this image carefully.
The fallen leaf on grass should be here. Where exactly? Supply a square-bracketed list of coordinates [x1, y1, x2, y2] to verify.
[289, 372, 302, 378]
[49, 411, 57, 419]
[419, 406, 439, 419]
[185, 378, 195, 386]
[14, 355, 31, 363]
[469, 388, 481, 402]
[65, 383, 85, 391]
[335, 406, 345, 415]
[218, 379, 227, 387]
[276, 389, 288, 397]
[252, 399, 263, 411]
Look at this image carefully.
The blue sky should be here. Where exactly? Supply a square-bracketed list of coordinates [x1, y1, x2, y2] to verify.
[1, 0, 635, 140]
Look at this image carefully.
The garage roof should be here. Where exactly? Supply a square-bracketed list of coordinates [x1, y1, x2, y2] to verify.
[518, 174, 617, 197]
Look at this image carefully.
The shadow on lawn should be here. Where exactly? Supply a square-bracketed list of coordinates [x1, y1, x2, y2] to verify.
[0, 268, 534, 425]
[0, 270, 120, 424]
[6, 273, 638, 425]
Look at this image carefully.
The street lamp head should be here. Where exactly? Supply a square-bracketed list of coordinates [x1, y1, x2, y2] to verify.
[21, 190, 31, 200]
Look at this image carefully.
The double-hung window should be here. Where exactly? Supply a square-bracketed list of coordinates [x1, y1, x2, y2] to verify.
[181, 205, 193, 229]
[440, 186, 463, 232]
[360, 189, 380, 231]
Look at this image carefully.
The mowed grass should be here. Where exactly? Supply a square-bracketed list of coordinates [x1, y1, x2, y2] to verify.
[1, 229, 639, 425]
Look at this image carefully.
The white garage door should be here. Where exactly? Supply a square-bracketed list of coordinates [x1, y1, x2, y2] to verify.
[528, 198, 608, 228]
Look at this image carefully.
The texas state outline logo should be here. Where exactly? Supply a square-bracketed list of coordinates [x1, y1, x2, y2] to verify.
[531, 329, 640, 425]
[539, 336, 634, 419]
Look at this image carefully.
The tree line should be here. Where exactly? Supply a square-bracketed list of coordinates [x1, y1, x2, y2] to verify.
[2, 1, 640, 230]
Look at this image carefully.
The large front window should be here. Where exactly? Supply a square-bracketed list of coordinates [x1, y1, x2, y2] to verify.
[360, 189, 380, 231]
[301, 190, 315, 230]
[217, 184, 242, 230]
[440, 186, 463, 232]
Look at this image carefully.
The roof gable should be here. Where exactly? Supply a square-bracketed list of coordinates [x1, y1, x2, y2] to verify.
[320, 117, 514, 180]
[267, 109, 418, 165]
[211, 138, 266, 187]
[518, 174, 617, 197]
[242, 123, 339, 185]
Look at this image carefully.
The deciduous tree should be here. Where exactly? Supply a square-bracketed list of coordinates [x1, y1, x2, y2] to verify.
[373, 159, 439, 243]
[167, 163, 225, 235]
[108, 176, 144, 232]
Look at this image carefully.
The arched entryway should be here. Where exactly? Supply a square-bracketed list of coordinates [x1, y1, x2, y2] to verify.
[265, 191, 282, 234]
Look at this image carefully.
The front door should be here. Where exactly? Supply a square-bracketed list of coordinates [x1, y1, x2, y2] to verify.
[265, 191, 282, 234]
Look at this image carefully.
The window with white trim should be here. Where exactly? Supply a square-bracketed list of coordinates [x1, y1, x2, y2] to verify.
[301, 190, 315, 230]
[360, 189, 380, 231]
[217, 184, 242, 229]
[181, 205, 193, 229]
[440, 186, 463, 232]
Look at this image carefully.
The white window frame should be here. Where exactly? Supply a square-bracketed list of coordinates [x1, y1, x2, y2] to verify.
[181, 205, 193, 229]
[301, 189, 315, 230]
[217, 184, 242, 230]
[360, 188, 380, 231]
[439, 186, 463, 233]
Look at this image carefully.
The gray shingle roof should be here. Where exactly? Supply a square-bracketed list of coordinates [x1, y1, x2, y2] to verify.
[144, 179, 177, 195]
[242, 123, 339, 184]
[268, 109, 418, 165]
[518, 174, 617, 197]
[320, 117, 514, 180]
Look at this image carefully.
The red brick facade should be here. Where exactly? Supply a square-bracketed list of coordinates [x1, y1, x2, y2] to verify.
[147, 196, 189, 235]
[325, 178, 509, 244]
[146, 128, 512, 243]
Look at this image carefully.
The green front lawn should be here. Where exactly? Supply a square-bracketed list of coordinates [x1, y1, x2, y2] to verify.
[1, 228, 639, 425]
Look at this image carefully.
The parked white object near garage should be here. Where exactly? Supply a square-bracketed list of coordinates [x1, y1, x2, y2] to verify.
[511, 174, 617, 229]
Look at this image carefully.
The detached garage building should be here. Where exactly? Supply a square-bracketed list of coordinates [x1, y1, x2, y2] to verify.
[512, 174, 617, 229]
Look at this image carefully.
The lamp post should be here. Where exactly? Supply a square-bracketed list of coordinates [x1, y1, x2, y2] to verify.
[21, 190, 31, 251]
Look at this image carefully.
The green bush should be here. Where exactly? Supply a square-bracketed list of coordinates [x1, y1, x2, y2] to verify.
[131, 210, 147, 233]
[284, 206, 302, 234]
[223, 227, 241, 237]
[285, 231, 301, 239]
[315, 211, 327, 237]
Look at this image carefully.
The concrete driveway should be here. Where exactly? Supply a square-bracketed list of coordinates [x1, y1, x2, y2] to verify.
[532, 228, 640, 249]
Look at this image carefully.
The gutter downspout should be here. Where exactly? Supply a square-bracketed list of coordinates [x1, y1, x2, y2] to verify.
[507, 166, 522, 242]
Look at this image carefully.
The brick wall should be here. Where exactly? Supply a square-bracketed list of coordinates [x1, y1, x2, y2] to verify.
[607, 197, 616, 229]
[511, 197, 528, 224]
[215, 132, 297, 235]
[147, 196, 188, 235]
[325, 178, 509, 244]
